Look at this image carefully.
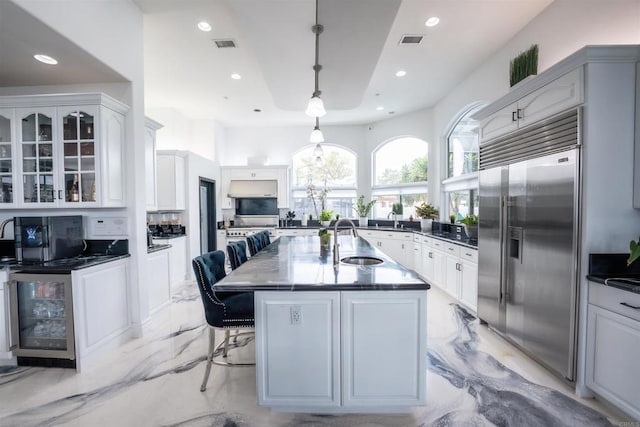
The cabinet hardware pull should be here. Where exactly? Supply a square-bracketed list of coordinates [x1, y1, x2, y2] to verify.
[517, 108, 523, 119]
[57, 190, 61, 200]
[620, 302, 640, 310]
[428, 252, 433, 258]
[465, 253, 472, 256]
[512, 111, 517, 122]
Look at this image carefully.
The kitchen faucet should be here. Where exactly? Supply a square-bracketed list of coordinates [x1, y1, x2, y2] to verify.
[0, 218, 13, 238]
[333, 218, 358, 268]
[387, 212, 398, 229]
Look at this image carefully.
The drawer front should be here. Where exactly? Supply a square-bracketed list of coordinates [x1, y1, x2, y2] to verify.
[431, 239, 445, 251]
[413, 234, 422, 243]
[421, 236, 432, 247]
[443, 242, 460, 257]
[460, 248, 478, 263]
[589, 282, 640, 322]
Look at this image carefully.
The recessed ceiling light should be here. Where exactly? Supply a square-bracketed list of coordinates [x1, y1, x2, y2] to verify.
[425, 16, 440, 27]
[197, 21, 212, 32]
[34, 54, 58, 65]
[395, 70, 406, 77]
[376, 106, 384, 111]
[231, 73, 242, 80]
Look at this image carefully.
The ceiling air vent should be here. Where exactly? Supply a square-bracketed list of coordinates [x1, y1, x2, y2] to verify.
[399, 35, 423, 45]
[213, 39, 237, 48]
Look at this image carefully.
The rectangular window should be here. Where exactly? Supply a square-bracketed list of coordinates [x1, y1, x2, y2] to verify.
[448, 189, 478, 221]
[372, 186, 428, 220]
[291, 188, 357, 220]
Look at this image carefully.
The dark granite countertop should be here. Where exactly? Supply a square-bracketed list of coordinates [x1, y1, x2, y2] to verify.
[8, 254, 131, 274]
[147, 243, 171, 253]
[214, 235, 430, 292]
[276, 225, 478, 248]
[587, 253, 640, 294]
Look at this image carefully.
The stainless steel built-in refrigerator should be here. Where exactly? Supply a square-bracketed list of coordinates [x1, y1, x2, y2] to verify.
[478, 109, 580, 381]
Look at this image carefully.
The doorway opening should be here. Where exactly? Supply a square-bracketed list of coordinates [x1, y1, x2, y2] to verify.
[199, 178, 216, 254]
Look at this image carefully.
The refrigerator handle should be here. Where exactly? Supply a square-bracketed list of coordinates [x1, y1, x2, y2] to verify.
[499, 196, 508, 304]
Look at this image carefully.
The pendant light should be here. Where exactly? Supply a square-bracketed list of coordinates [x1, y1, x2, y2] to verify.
[310, 117, 324, 143]
[305, 0, 326, 118]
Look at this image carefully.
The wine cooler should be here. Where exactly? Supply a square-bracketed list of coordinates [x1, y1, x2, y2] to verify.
[9, 273, 75, 366]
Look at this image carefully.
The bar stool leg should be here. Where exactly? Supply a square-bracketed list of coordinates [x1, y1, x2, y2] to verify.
[201, 328, 216, 392]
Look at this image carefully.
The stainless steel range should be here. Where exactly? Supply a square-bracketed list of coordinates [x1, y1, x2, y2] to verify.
[226, 227, 276, 242]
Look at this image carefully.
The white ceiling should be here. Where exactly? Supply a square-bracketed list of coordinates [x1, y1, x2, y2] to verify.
[0, 1, 126, 87]
[1, 0, 554, 127]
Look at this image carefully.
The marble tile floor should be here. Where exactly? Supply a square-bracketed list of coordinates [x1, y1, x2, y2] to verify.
[0, 282, 633, 427]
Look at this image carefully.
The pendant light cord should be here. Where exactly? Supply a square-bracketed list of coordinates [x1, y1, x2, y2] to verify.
[312, 0, 323, 98]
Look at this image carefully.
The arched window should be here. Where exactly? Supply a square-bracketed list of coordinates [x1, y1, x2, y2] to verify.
[372, 137, 428, 219]
[442, 103, 484, 221]
[291, 144, 357, 219]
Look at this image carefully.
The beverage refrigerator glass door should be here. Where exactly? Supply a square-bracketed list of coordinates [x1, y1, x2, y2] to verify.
[9, 273, 75, 362]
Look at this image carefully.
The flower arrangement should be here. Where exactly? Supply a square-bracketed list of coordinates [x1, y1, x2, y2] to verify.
[353, 195, 376, 217]
[415, 202, 439, 219]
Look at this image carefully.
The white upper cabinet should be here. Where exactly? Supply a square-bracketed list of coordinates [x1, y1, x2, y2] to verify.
[144, 118, 163, 211]
[156, 154, 186, 211]
[0, 93, 129, 208]
[479, 68, 583, 141]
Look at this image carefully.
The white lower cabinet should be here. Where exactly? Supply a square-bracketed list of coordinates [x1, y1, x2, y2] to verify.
[586, 283, 640, 420]
[71, 259, 130, 372]
[153, 236, 187, 287]
[147, 249, 171, 312]
[255, 291, 341, 408]
[255, 290, 427, 412]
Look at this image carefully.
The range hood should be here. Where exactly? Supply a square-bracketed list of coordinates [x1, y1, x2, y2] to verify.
[227, 180, 277, 198]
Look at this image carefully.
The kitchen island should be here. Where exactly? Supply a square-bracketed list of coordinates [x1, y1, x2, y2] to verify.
[215, 235, 430, 413]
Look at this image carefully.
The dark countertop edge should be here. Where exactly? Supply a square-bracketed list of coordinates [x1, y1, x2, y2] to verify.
[147, 243, 171, 253]
[151, 234, 187, 240]
[215, 283, 431, 292]
[587, 275, 640, 294]
[276, 226, 477, 248]
[10, 254, 131, 274]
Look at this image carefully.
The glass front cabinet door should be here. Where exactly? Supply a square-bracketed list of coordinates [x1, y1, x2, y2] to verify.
[2, 93, 129, 209]
[0, 109, 16, 207]
[17, 107, 57, 206]
[60, 106, 97, 204]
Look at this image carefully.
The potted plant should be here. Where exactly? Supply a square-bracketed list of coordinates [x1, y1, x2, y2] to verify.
[459, 214, 479, 239]
[449, 214, 456, 224]
[353, 195, 376, 227]
[318, 228, 331, 252]
[319, 210, 333, 227]
[415, 202, 439, 232]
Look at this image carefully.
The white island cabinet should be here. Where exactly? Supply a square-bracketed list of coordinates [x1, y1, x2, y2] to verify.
[218, 235, 429, 414]
[255, 290, 426, 412]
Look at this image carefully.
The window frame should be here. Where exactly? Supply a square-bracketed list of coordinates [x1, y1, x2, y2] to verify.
[441, 102, 485, 219]
[371, 136, 429, 219]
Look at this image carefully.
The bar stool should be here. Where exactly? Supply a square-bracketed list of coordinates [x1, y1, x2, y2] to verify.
[246, 234, 263, 256]
[227, 241, 248, 270]
[192, 250, 255, 392]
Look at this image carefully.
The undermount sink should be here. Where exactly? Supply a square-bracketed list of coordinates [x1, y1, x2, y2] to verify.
[340, 256, 384, 266]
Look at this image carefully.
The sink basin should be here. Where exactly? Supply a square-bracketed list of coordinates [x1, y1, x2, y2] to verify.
[340, 256, 383, 266]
